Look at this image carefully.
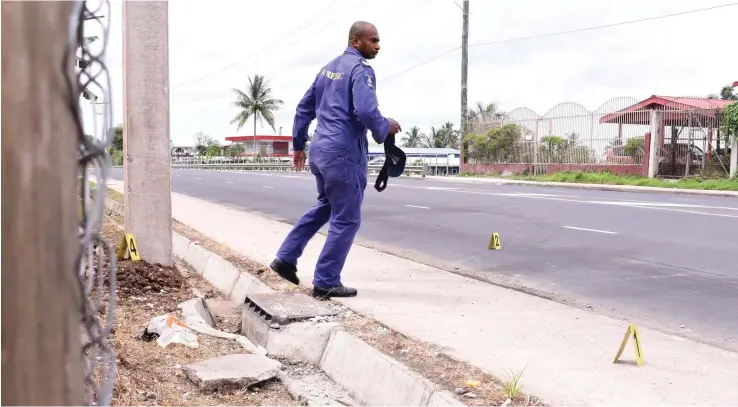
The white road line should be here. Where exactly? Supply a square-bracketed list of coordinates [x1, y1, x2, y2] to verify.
[225, 181, 234, 184]
[262, 186, 274, 189]
[196, 177, 202, 180]
[405, 204, 430, 210]
[562, 226, 617, 235]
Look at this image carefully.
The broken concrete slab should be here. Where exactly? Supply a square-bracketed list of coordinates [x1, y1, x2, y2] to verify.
[205, 298, 242, 321]
[183, 353, 282, 391]
[178, 297, 215, 328]
[178, 298, 267, 355]
[245, 292, 339, 325]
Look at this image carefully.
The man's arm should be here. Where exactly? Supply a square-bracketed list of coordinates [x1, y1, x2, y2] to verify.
[292, 75, 318, 152]
[351, 64, 391, 144]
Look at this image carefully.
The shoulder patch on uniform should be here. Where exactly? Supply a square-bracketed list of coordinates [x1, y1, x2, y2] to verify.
[365, 73, 375, 89]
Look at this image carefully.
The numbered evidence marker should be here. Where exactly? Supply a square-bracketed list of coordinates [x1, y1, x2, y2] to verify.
[488, 232, 502, 250]
[117, 233, 141, 261]
[613, 323, 644, 366]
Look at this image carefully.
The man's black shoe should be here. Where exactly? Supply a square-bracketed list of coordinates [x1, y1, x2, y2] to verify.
[312, 284, 358, 299]
[269, 258, 300, 285]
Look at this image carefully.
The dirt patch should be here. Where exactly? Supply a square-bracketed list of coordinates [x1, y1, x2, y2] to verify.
[171, 219, 545, 406]
[98, 218, 297, 406]
[115, 260, 187, 298]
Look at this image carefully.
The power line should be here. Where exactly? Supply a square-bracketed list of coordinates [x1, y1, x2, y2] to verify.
[270, 0, 428, 85]
[172, 0, 346, 88]
[275, 1, 366, 51]
[379, 2, 738, 83]
[471, 2, 738, 48]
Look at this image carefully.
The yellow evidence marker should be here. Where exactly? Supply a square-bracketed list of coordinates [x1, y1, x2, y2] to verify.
[613, 323, 644, 366]
[117, 233, 141, 261]
[488, 232, 501, 250]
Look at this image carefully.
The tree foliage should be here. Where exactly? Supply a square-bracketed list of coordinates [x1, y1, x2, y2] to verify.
[110, 123, 123, 152]
[463, 124, 525, 163]
[195, 131, 219, 156]
[538, 132, 596, 164]
[723, 102, 738, 140]
[401, 126, 430, 148]
[105, 123, 124, 165]
[227, 143, 246, 157]
[400, 123, 459, 149]
[465, 101, 506, 133]
[230, 74, 284, 135]
[708, 84, 737, 100]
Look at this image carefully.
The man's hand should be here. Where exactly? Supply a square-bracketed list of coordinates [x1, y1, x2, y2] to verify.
[389, 118, 402, 135]
[293, 150, 307, 172]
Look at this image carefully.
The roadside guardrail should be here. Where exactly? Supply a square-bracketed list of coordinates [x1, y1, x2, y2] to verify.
[170, 162, 430, 177]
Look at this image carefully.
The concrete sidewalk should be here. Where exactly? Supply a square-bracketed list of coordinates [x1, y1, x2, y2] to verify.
[427, 175, 738, 197]
[106, 178, 738, 406]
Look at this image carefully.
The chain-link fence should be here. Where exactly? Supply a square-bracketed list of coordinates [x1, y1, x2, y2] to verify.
[67, 0, 117, 405]
[465, 96, 734, 178]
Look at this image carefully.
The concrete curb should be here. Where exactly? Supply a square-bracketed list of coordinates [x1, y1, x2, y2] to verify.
[426, 175, 738, 197]
[104, 198, 466, 406]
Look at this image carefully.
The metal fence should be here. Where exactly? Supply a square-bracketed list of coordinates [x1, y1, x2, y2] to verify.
[466, 96, 733, 178]
[72, 0, 117, 405]
[652, 107, 731, 178]
[171, 160, 430, 177]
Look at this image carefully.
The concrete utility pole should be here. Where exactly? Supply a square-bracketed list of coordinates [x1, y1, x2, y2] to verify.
[1, 1, 85, 404]
[123, 0, 173, 266]
[460, 0, 469, 147]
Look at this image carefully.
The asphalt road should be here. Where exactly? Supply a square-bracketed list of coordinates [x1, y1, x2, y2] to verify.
[111, 168, 738, 350]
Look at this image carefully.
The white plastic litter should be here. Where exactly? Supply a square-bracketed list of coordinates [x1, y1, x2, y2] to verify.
[146, 314, 199, 349]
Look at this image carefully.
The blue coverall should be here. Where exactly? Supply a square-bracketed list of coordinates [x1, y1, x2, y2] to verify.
[275, 46, 391, 289]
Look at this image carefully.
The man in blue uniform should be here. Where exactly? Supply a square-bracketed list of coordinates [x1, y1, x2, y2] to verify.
[269, 21, 401, 299]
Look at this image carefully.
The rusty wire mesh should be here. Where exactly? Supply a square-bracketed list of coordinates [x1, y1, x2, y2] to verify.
[65, 0, 117, 404]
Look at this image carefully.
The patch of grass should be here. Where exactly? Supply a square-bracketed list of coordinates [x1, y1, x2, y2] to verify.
[464, 171, 738, 191]
[89, 181, 124, 202]
[501, 366, 526, 400]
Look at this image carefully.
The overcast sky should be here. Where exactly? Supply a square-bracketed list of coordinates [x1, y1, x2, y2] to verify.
[82, 0, 738, 147]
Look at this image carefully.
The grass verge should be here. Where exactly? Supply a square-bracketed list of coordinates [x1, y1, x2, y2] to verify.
[459, 170, 738, 191]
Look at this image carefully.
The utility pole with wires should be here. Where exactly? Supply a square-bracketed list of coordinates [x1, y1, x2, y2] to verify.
[460, 0, 469, 153]
[122, 0, 173, 266]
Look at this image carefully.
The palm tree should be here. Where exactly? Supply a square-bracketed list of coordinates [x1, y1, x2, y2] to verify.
[230, 74, 284, 155]
[401, 126, 429, 148]
[429, 122, 459, 149]
[467, 102, 506, 124]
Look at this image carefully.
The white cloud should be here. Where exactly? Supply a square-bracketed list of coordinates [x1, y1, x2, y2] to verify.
[82, 0, 738, 147]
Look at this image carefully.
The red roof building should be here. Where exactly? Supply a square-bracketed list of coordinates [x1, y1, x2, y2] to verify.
[225, 135, 292, 156]
[600, 95, 733, 126]
[599, 95, 736, 161]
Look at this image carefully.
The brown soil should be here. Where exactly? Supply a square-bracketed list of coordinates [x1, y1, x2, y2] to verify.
[99, 215, 297, 406]
[115, 260, 187, 298]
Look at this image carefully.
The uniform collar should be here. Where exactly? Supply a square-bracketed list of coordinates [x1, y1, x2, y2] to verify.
[344, 46, 364, 59]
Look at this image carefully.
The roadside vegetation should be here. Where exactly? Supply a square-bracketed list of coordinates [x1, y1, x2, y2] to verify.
[459, 170, 738, 191]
